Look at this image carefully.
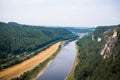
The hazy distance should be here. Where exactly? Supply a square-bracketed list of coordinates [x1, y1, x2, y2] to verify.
[0, 0, 120, 27]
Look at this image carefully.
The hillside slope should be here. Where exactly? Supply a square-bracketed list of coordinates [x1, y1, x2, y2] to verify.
[75, 24, 120, 80]
[0, 22, 76, 69]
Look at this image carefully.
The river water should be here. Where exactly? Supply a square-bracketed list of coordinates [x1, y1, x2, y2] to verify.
[37, 41, 76, 80]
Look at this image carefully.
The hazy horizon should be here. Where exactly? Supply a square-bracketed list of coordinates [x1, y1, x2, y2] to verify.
[0, 0, 120, 27]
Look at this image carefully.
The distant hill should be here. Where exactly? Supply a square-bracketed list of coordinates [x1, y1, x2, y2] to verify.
[64, 27, 95, 34]
[0, 22, 76, 69]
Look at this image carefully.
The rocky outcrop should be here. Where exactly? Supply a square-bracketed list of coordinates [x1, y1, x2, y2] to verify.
[92, 35, 95, 41]
[98, 37, 101, 42]
[112, 29, 117, 38]
[91, 35, 101, 42]
[100, 28, 118, 59]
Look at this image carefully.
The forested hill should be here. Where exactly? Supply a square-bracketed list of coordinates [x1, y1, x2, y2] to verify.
[0, 22, 76, 69]
[75, 24, 120, 80]
[64, 27, 94, 34]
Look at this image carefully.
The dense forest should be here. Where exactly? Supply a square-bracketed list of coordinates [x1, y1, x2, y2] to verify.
[0, 22, 76, 69]
[75, 24, 120, 80]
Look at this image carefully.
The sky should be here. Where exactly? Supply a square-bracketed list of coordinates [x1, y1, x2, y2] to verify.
[0, 0, 120, 27]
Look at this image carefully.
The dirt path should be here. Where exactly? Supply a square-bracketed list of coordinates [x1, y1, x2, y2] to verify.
[0, 42, 61, 80]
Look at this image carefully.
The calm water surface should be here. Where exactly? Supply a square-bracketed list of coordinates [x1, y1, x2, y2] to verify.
[37, 41, 76, 80]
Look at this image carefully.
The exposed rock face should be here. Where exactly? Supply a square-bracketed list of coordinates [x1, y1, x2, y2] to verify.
[92, 35, 95, 40]
[101, 41, 116, 59]
[98, 37, 101, 42]
[92, 35, 101, 42]
[112, 29, 117, 38]
[100, 28, 118, 59]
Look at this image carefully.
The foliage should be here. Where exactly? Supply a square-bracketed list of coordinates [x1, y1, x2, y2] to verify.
[0, 22, 76, 69]
[75, 24, 120, 80]
[75, 35, 103, 80]
[93, 24, 120, 39]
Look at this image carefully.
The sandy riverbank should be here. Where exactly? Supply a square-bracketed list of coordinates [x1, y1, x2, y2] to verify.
[34, 60, 53, 80]
[0, 42, 61, 80]
[35, 42, 63, 80]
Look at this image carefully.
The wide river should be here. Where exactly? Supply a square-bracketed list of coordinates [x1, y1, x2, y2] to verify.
[37, 41, 77, 80]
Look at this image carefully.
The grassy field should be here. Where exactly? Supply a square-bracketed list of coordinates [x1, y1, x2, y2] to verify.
[0, 42, 61, 80]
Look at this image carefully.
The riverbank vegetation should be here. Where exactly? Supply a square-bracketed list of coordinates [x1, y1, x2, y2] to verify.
[75, 34, 103, 80]
[74, 24, 120, 80]
[0, 22, 77, 70]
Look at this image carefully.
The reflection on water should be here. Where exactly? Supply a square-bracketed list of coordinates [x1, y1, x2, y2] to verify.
[37, 41, 76, 80]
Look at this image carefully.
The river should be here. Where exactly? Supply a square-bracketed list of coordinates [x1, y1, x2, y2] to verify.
[37, 41, 76, 80]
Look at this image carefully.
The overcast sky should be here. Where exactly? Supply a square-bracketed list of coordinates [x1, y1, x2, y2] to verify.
[0, 0, 120, 27]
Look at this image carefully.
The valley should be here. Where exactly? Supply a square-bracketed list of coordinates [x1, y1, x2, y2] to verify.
[0, 22, 120, 80]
